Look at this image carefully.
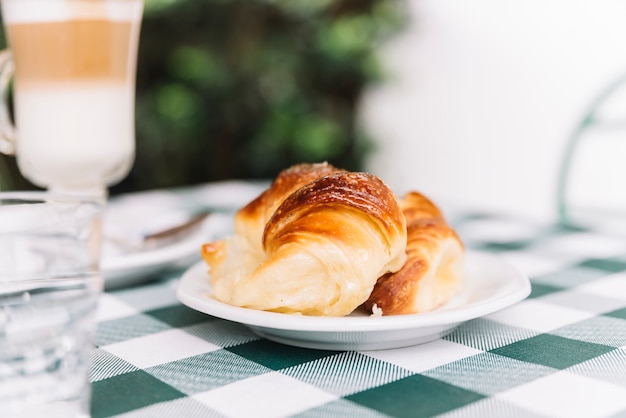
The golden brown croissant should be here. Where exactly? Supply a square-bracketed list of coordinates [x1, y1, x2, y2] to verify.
[365, 191, 464, 315]
[234, 162, 343, 252]
[202, 171, 407, 316]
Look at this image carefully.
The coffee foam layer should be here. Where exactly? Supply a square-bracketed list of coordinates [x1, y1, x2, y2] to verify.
[2, 0, 143, 24]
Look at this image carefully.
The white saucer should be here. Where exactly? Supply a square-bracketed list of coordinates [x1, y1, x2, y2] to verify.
[176, 251, 531, 351]
[101, 212, 236, 289]
[102, 231, 204, 289]
[101, 181, 265, 289]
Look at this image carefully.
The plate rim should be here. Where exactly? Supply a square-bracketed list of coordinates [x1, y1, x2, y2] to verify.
[176, 250, 531, 332]
[102, 231, 203, 271]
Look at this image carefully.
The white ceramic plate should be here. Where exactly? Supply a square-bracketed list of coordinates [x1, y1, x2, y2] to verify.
[176, 251, 531, 351]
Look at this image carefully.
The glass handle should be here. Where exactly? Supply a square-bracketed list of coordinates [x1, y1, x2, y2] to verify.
[0, 49, 16, 155]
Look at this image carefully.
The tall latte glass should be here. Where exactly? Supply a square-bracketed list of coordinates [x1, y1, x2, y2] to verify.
[0, 0, 144, 194]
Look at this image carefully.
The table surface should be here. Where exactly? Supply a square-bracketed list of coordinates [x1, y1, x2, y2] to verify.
[91, 184, 626, 418]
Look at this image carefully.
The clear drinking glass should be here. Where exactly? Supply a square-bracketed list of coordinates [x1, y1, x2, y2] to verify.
[0, 192, 104, 418]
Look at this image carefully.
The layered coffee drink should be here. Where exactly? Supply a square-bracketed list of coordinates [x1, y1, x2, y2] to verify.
[1, 0, 143, 192]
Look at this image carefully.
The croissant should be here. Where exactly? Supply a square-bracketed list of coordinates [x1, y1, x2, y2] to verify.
[233, 162, 343, 252]
[365, 191, 464, 315]
[202, 171, 407, 316]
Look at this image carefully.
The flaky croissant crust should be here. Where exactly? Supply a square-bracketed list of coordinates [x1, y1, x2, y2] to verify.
[234, 162, 343, 251]
[264, 172, 407, 254]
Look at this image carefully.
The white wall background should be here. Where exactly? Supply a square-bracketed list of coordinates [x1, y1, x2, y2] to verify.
[361, 0, 626, 222]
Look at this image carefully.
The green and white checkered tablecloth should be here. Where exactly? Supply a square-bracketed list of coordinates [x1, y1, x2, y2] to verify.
[92, 185, 626, 418]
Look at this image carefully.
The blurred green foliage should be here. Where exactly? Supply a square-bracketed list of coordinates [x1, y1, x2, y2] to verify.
[0, 0, 406, 193]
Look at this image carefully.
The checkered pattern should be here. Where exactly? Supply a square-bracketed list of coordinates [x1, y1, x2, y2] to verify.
[91, 209, 626, 418]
